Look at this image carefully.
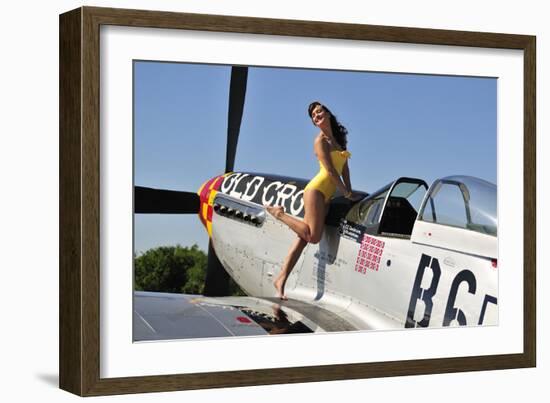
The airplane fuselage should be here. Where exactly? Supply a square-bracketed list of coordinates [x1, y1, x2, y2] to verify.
[201, 172, 498, 331]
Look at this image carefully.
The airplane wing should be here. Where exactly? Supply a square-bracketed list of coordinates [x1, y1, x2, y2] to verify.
[133, 291, 358, 341]
[193, 296, 359, 333]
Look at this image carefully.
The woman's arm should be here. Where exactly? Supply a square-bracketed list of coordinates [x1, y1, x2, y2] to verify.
[314, 136, 351, 195]
[342, 160, 352, 196]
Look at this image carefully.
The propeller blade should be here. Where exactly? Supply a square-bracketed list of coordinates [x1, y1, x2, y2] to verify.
[203, 240, 231, 296]
[134, 186, 200, 214]
[225, 66, 248, 173]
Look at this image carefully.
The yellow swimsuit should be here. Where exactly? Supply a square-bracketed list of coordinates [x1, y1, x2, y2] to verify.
[304, 150, 351, 201]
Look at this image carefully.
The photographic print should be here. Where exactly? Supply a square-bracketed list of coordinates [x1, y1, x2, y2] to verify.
[132, 61, 497, 341]
[60, 7, 535, 395]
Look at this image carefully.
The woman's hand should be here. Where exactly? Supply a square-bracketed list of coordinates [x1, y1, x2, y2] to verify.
[344, 190, 362, 201]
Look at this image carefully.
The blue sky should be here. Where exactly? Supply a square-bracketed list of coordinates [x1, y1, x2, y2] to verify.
[134, 61, 496, 254]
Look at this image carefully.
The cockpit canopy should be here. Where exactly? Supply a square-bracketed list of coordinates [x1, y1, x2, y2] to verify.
[418, 175, 497, 236]
[345, 175, 497, 239]
[346, 177, 428, 238]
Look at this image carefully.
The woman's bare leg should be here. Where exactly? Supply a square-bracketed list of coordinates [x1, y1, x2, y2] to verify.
[265, 189, 327, 243]
[273, 236, 307, 300]
[267, 189, 328, 299]
[302, 189, 328, 244]
[265, 205, 311, 241]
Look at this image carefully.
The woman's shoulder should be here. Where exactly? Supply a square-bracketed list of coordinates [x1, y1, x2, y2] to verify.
[314, 132, 326, 143]
[314, 132, 333, 148]
[314, 136, 333, 157]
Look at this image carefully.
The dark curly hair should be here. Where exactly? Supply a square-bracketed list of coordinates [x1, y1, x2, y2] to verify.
[308, 101, 348, 150]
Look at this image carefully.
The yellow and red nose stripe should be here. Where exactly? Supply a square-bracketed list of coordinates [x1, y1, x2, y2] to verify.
[197, 173, 230, 237]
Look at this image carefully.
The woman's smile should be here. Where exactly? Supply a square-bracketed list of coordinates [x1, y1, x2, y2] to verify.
[312, 108, 327, 126]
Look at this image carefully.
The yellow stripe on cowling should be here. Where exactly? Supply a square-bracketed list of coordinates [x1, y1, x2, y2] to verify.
[208, 189, 218, 205]
[201, 173, 232, 237]
[202, 201, 209, 221]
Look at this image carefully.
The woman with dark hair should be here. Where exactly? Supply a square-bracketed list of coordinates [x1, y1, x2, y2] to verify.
[266, 101, 355, 300]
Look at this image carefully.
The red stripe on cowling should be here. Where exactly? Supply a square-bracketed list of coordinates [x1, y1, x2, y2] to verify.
[198, 175, 225, 232]
[200, 177, 215, 203]
[207, 205, 213, 221]
[212, 175, 224, 191]
[198, 177, 216, 229]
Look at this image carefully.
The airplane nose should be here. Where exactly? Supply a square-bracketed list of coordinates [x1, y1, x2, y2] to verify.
[197, 174, 226, 236]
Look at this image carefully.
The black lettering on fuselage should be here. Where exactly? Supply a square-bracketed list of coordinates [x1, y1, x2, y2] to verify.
[443, 270, 477, 326]
[241, 176, 265, 202]
[290, 190, 304, 216]
[228, 173, 250, 198]
[262, 181, 283, 206]
[220, 174, 306, 217]
[405, 254, 441, 328]
[478, 294, 498, 325]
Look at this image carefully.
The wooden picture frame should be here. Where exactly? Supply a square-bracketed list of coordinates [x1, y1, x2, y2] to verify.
[59, 6, 536, 396]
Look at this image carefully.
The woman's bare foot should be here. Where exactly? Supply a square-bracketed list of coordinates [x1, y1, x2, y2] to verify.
[265, 204, 285, 220]
[273, 276, 288, 301]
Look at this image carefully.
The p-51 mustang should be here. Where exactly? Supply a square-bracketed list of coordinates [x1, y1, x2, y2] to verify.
[133, 67, 497, 340]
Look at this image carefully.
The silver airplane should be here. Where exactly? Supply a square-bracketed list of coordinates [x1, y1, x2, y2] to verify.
[133, 67, 497, 340]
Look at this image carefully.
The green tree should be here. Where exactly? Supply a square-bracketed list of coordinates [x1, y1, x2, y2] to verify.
[134, 244, 245, 296]
[180, 246, 208, 294]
